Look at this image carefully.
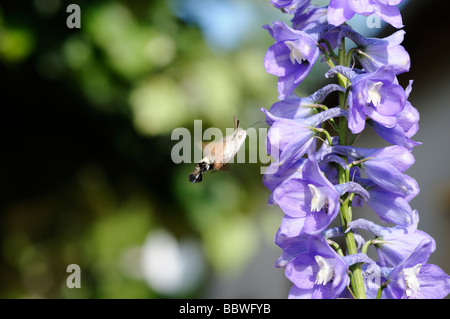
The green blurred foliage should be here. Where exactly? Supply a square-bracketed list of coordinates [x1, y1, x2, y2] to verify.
[0, 0, 294, 298]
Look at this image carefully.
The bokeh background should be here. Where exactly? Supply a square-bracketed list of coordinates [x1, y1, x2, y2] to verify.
[0, 0, 449, 298]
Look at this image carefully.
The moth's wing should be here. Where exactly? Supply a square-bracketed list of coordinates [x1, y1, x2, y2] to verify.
[203, 140, 225, 163]
[194, 138, 217, 154]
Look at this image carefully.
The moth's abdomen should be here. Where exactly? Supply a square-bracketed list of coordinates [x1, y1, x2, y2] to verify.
[188, 159, 211, 183]
[188, 171, 203, 183]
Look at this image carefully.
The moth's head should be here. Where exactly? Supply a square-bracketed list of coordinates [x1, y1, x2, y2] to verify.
[234, 127, 247, 142]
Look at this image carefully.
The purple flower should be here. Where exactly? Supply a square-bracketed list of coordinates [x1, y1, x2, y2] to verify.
[382, 240, 450, 299]
[368, 119, 421, 151]
[263, 159, 306, 205]
[274, 226, 310, 268]
[263, 107, 347, 174]
[264, 20, 320, 100]
[346, 29, 410, 75]
[270, 0, 311, 14]
[352, 175, 415, 226]
[291, 5, 327, 31]
[333, 145, 416, 197]
[314, 136, 348, 183]
[272, 157, 368, 235]
[266, 84, 344, 125]
[263, 114, 316, 174]
[286, 235, 350, 298]
[327, 0, 405, 28]
[367, 81, 420, 150]
[348, 213, 436, 267]
[397, 80, 420, 138]
[363, 263, 386, 299]
[285, 235, 373, 298]
[272, 158, 341, 235]
[326, 65, 407, 134]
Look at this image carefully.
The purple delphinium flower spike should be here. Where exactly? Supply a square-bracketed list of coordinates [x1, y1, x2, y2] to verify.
[382, 240, 450, 299]
[264, 20, 321, 100]
[262, 0, 450, 299]
[327, 0, 405, 29]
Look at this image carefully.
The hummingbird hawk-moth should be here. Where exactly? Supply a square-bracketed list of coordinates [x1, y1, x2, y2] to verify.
[188, 117, 247, 183]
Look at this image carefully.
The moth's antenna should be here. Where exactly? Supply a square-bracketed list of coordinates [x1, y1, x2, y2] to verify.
[233, 115, 240, 130]
[231, 118, 264, 131]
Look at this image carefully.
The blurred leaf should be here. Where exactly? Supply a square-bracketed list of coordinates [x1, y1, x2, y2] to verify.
[203, 214, 259, 275]
[0, 28, 35, 63]
[129, 75, 189, 136]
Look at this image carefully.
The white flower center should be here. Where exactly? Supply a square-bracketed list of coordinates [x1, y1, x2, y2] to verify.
[315, 256, 335, 285]
[285, 40, 307, 65]
[288, 2, 299, 12]
[308, 184, 328, 212]
[403, 264, 421, 297]
[367, 81, 383, 106]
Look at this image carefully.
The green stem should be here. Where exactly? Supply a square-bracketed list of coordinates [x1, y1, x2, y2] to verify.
[301, 103, 329, 109]
[327, 118, 339, 133]
[361, 240, 373, 255]
[376, 287, 383, 299]
[346, 47, 358, 67]
[319, 39, 338, 60]
[347, 270, 358, 298]
[337, 50, 348, 145]
[327, 239, 345, 257]
[376, 280, 390, 299]
[348, 132, 359, 145]
[337, 42, 367, 299]
[347, 284, 357, 299]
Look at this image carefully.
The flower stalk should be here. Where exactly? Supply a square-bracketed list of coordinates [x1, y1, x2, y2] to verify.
[337, 42, 366, 299]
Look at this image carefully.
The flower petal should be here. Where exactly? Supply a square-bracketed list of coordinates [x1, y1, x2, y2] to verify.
[264, 42, 293, 77]
[327, 0, 355, 26]
[365, 187, 414, 226]
[411, 264, 450, 299]
[368, 120, 421, 151]
[363, 161, 413, 196]
[273, 179, 311, 217]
